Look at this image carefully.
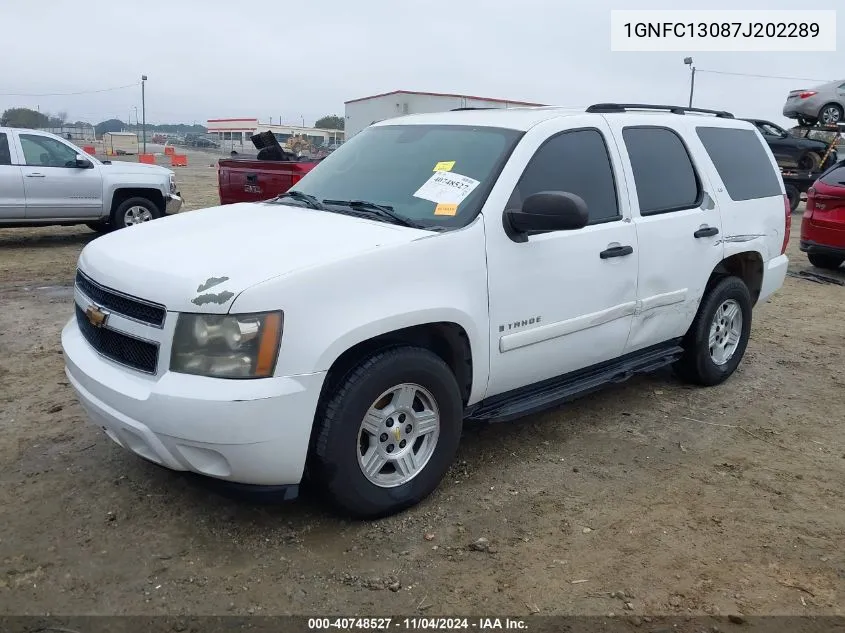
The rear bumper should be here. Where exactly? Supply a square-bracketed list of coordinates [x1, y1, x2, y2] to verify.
[758, 254, 788, 305]
[165, 193, 183, 215]
[800, 239, 845, 257]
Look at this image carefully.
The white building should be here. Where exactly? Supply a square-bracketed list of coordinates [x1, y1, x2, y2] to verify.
[344, 90, 545, 138]
[206, 118, 345, 152]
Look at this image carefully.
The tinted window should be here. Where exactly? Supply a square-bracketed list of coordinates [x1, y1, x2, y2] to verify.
[820, 165, 845, 186]
[509, 129, 619, 224]
[696, 127, 783, 201]
[0, 133, 11, 165]
[623, 127, 700, 215]
[20, 134, 79, 167]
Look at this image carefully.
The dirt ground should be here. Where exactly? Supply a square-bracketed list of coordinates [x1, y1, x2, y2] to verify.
[1, 158, 843, 618]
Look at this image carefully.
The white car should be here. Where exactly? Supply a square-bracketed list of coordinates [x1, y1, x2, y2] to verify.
[61, 104, 790, 517]
[0, 127, 181, 231]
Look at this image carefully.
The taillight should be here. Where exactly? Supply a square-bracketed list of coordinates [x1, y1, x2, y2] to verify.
[804, 188, 816, 219]
[799, 91, 817, 99]
[781, 193, 791, 255]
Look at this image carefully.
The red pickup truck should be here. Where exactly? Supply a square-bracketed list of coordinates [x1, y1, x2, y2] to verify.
[217, 132, 322, 205]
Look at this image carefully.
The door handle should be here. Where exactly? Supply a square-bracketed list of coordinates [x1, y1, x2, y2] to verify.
[600, 245, 634, 259]
[25, 173, 45, 178]
[694, 226, 719, 238]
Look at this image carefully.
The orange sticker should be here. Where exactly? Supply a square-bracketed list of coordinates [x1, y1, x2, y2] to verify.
[434, 203, 458, 216]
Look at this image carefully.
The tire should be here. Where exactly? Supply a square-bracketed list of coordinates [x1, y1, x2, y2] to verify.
[673, 276, 752, 387]
[784, 184, 801, 212]
[808, 253, 844, 270]
[797, 151, 821, 172]
[111, 197, 161, 230]
[86, 220, 112, 234]
[818, 103, 844, 126]
[312, 346, 463, 518]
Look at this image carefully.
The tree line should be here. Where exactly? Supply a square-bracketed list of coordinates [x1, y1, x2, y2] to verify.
[2, 107, 345, 135]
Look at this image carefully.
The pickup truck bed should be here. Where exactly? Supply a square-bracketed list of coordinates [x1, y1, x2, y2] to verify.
[217, 158, 318, 205]
[217, 131, 322, 205]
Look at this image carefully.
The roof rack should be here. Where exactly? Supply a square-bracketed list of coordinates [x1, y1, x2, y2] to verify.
[450, 107, 496, 111]
[585, 103, 734, 119]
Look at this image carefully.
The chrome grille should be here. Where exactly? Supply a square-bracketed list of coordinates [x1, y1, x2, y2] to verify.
[75, 305, 159, 373]
[75, 270, 166, 328]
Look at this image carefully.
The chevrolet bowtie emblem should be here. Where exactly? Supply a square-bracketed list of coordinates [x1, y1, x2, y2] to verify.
[85, 304, 109, 328]
[393, 427, 401, 442]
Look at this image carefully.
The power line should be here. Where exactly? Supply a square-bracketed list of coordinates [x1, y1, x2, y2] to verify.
[0, 82, 139, 97]
[697, 69, 831, 83]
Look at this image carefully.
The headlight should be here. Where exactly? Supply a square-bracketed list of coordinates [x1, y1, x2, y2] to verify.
[170, 311, 283, 378]
[169, 174, 177, 193]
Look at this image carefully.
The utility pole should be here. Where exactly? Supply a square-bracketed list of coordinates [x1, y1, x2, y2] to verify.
[141, 75, 147, 153]
[684, 57, 695, 108]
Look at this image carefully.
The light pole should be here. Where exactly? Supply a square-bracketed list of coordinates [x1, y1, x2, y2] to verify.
[684, 57, 695, 108]
[134, 106, 139, 129]
[141, 75, 147, 153]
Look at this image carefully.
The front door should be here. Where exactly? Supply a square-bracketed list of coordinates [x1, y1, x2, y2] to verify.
[483, 116, 639, 397]
[0, 132, 25, 220]
[16, 132, 103, 219]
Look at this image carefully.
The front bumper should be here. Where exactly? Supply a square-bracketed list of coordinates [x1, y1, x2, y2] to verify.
[61, 317, 326, 486]
[165, 193, 183, 215]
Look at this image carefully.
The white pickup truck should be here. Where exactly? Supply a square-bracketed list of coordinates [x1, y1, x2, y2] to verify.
[61, 104, 789, 518]
[0, 127, 181, 231]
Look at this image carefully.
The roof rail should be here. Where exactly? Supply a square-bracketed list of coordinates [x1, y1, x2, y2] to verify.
[450, 107, 496, 111]
[586, 103, 734, 119]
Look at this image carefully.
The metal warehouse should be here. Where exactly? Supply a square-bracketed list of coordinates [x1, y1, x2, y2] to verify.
[343, 90, 545, 138]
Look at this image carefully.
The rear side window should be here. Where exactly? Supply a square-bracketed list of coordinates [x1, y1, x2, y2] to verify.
[0, 133, 11, 165]
[696, 127, 783, 201]
[622, 127, 700, 215]
[510, 128, 620, 224]
[820, 165, 845, 186]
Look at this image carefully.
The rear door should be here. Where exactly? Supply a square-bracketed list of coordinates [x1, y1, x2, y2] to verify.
[693, 123, 786, 267]
[0, 132, 25, 219]
[604, 117, 725, 353]
[15, 132, 103, 219]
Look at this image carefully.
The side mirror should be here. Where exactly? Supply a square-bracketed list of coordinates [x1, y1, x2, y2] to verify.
[74, 154, 93, 168]
[505, 191, 589, 237]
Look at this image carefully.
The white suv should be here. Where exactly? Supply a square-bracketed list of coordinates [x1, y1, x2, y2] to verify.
[0, 127, 181, 231]
[61, 104, 790, 517]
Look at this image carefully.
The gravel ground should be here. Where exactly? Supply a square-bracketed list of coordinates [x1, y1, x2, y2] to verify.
[1, 162, 843, 617]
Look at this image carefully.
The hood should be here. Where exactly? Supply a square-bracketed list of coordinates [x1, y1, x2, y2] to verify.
[78, 202, 430, 313]
[100, 160, 173, 178]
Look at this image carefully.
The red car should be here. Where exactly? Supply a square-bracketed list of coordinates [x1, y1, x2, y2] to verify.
[801, 161, 845, 270]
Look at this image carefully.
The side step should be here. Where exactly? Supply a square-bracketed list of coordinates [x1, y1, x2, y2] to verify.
[464, 341, 684, 424]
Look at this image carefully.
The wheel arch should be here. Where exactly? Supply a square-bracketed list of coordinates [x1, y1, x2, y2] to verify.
[818, 101, 844, 121]
[109, 188, 165, 215]
[708, 251, 765, 306]
[316, 321, 475, 411]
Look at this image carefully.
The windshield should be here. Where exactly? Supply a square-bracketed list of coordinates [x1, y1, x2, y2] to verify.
[286, 124, 522, 229]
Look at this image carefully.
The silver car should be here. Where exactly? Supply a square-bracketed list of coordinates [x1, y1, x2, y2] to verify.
[783, 79, 845, 126]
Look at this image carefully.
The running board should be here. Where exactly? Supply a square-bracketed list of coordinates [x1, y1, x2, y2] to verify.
[465, 341, 684, 424]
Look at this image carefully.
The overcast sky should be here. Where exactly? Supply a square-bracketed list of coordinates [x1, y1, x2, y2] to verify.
[2, 0, 842, 127]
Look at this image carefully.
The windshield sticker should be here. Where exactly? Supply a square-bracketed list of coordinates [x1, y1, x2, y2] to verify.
[434, 203, 458, 216]
[433, 161, 455, 172]
[413, 171, 480, 205]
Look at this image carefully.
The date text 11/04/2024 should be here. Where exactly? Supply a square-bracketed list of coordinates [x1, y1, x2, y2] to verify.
[308, 618, 528, 630]
[623, 22, 820, 38]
